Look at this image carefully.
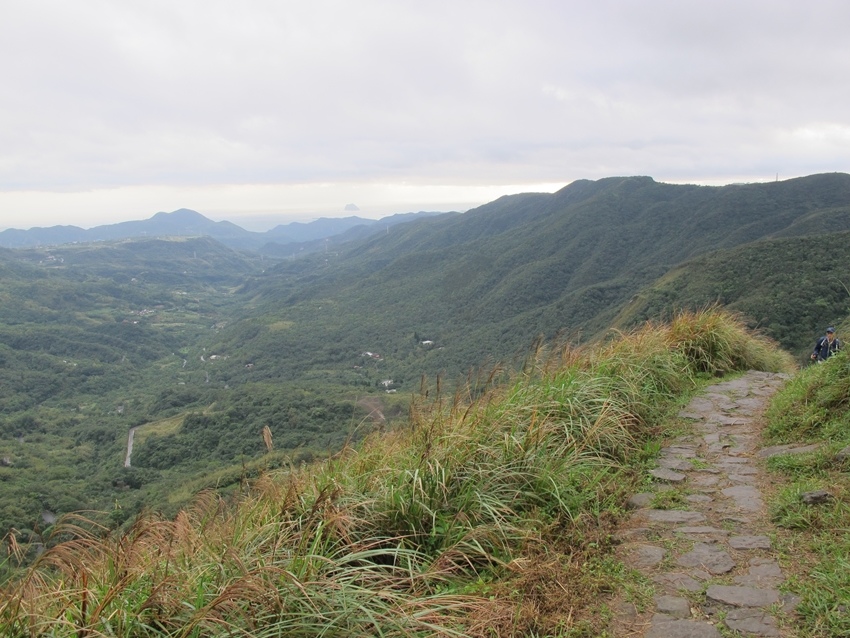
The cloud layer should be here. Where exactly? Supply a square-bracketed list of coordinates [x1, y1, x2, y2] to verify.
[3, 1, 850, 228]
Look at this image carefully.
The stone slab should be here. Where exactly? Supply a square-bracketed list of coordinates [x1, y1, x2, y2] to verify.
[716, 455, 752, 464]
[679, 410, 705, 420]
[702, 392, 736, 409]
[682, 397, 717, 414]
[674, 526, 730, 536]
[721, 485, 764, 511]
[626, 493, 654, 509]
[781, 593, 802, 611]
[705, 585, 780, 608]
[802, 490, 833, 505]
[658, 458, 693, 471]
[676, 542, 735, 574]
[665, 446, 697, 457]
[711, 377, 752, 393]
[645, 617, 722, 638]
[643, 509, 706, 524]
[716, 463, 758, 473]
[707, 443, 731, 454]
[652, 571, 705, 593]
[724, 608, 780, 637]
[707, 415, 745, 426]
[655, 594, 691, 618]
[757, 443, 821, 458]
[626, 543, 666, 568]
[690, 474, 720, 487]
[651, 467, 687, 482]
[729, 535, 772, 550]
[734, 568, 784, 587]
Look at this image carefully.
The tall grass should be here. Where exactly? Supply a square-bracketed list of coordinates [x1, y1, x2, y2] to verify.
[762, 322, 850, 637]
[0, 308, 791, 637]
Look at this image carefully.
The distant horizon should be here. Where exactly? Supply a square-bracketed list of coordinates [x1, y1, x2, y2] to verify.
[0, 200, 478, 234]
[0, 181, 565, 233]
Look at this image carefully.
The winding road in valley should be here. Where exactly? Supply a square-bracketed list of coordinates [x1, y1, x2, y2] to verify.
[124, 426, 139, 467]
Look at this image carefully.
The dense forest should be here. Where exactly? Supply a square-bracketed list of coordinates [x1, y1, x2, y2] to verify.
[613, 231, 850, 356]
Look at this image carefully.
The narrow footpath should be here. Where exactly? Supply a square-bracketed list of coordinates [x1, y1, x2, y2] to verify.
[613, 370, 801, 637]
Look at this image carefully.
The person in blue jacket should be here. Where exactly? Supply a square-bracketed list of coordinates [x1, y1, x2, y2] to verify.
[811, 326, 841, 362]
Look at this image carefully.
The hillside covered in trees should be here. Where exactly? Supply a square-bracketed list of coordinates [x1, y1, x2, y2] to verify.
[1, 173, 849, 538]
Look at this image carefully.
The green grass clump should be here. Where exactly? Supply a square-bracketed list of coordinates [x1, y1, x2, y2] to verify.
[667, 305, 792, 376]
[763, 320, 850, 637]
[766, 351, 850, 444]
[0, 308, 790, 637]
[790, 542, 850, 638]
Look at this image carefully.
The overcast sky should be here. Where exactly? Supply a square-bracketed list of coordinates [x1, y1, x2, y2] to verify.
[2, 1, 849, 231]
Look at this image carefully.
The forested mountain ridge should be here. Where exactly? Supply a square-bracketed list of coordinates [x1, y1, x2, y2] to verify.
[2, 172, 850, 538]
[226, 173, 850, 386]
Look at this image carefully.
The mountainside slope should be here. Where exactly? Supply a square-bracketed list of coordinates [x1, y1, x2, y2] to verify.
[226, 173, 850, 383]
[612, 231, 850, 358]
[0, 236, 393, 534]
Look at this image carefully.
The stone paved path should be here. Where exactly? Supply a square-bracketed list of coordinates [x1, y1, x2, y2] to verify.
[613, 370, 802, 637]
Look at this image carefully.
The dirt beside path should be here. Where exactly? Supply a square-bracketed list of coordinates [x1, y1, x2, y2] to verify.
[612, 370, 801, 638]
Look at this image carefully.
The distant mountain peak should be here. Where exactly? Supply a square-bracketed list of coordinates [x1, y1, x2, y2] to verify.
[0, 206, 445, 252]
[152, 209, 207, 221]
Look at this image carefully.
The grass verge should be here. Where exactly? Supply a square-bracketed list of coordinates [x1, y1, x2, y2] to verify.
[763, 325, 850, 638]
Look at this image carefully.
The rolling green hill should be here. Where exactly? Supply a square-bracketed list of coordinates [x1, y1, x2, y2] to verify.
[0, 238, 259, 532]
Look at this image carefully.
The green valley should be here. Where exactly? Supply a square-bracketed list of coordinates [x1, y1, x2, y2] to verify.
[1, 173, 849, 543]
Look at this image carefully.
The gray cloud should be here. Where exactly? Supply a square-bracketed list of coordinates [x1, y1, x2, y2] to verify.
[2, 0, 850, 227]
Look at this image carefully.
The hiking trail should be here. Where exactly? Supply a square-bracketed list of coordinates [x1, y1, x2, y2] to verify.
[612, 370, 811, 637]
